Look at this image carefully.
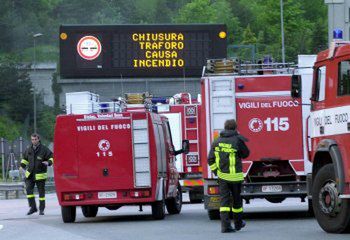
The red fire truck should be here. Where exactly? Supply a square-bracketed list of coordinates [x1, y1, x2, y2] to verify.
[123, 93, 204, 203]
[54, 110, 189, 223]
[65, 91, 204, 204]
[151, 94, 204, 203]
[292, 40, 350, 233]
[200, 59, 313, 219]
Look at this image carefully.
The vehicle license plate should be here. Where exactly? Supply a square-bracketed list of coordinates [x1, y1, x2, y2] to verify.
[262, 185, 283, 193]
[98, 191, 117, 199]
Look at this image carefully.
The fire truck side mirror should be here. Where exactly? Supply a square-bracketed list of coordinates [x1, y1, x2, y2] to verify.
[291, 74, 302, 98]
[182, 140, 190, 154]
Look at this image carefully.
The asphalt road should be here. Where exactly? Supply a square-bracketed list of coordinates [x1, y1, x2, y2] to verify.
[0, 193, 348, 240]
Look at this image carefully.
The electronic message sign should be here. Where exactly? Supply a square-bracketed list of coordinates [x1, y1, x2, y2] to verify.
[60, 24, 227, 78]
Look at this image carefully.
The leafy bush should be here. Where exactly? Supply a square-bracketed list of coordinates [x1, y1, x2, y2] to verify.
[0, 115, 21, 141]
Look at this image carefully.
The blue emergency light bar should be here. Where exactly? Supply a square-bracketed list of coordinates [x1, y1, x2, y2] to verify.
[333, 29, 343, 40]
[151, 97, 167, 104]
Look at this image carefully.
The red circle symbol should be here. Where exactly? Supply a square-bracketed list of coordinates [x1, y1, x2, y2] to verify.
[77, 36, 102, 61]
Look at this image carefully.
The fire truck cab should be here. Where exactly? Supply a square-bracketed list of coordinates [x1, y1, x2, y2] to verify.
[54, 109, 189, 223]
[292, 40, 350, 233]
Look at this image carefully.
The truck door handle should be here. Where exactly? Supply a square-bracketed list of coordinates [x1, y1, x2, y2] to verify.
[103, 168, 109, 176]
[320, 126, 324, 135]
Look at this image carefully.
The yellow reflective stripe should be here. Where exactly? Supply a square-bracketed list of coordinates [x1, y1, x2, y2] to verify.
[35, 173, 47, 180]
[49, 157, 54, 164]
[214, 152, 221, 171]
[217, 171, 244, 182]
[229, 152, 236, 174]
[229, 152, 233, 174]
[220, 207, 231, 212]
[209, 163, 217, 171]
[222, 147, 235, 153]
[21, 159, 29, 165]
[232, 207, 243, 213]
[232, 152, 236, 173]
[27, 194, 35, 198]
[25, 171, 31, 178]
[215, 146, 234, 153]
[39, 197, 45, 201]
[218, 143, 232, 148]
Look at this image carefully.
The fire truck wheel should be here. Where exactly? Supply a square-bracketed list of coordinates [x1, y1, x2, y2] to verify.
[82, 206, 98, 218]
[208, 210, 220, 220]
[166, 184, 182, 214]
[265, 197, 286, 204]
[61, 206, 76, 223]
[312, 164, 350, 233]
[152, 198, 165, 220]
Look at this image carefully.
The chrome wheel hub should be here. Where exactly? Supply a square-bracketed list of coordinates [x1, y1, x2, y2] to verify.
[319, 181, 341, 216]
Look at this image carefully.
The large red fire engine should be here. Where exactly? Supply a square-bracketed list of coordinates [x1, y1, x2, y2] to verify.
[54, 109, 189, 223]
[200, 58, 314, 219]
[292, 39, 350, 233]
[152, 94, 204, 203]
[119, 92, 204, 203]
[65, 91, 204, 203]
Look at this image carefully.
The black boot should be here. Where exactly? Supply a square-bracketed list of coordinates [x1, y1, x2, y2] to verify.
[39, 200, 45, 215]
[27, 198, 37, 215]
[234, 212, 246, 231]
[220, 212, 235, 233]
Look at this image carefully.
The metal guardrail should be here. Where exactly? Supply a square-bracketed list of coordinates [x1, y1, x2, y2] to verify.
[0, 182, 25, 199]
[0, 181, 55, 199]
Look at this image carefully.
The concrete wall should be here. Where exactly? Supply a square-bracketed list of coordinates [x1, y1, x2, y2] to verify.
[27, 62, 57, 107]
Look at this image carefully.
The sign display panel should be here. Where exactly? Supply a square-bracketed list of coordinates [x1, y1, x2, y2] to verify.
[60, 24, 227, 78]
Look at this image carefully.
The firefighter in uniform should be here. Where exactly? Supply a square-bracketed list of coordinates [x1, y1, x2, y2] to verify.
[20, 133, 53, 215]
[208, 119, 250, 233]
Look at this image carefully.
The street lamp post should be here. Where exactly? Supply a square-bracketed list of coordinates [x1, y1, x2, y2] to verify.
[33, 89, 37, 133]
[280, 0, 286, 64]
[32, 33, 43, 134]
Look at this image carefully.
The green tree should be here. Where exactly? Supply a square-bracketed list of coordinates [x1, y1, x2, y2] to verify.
[0, 58, 34, 123]
[236, 24, 258, 61]
[0, 115, 21, 141]
[239, 0, 316, 61]
[241, 25, 257, 45]
[54, 0, 122, 24]
[119, 0, 174, 23]
[303, 0, 328, 52]
[174, 0, 240, 43]
[52, 71, 62, 114]
[38, 106, 56, 142]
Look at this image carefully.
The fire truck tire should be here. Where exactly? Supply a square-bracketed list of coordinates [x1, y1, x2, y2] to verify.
[265, 197, 286, 204]
[82, 206, 98, 218]
[208, 210, 220, 220]
[312, 164, 350, 233]
[152, 199, 165, 220]
[61, 206, 76, 223]
[189, 190, 203, 204]
[166, 184, 182, 214]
